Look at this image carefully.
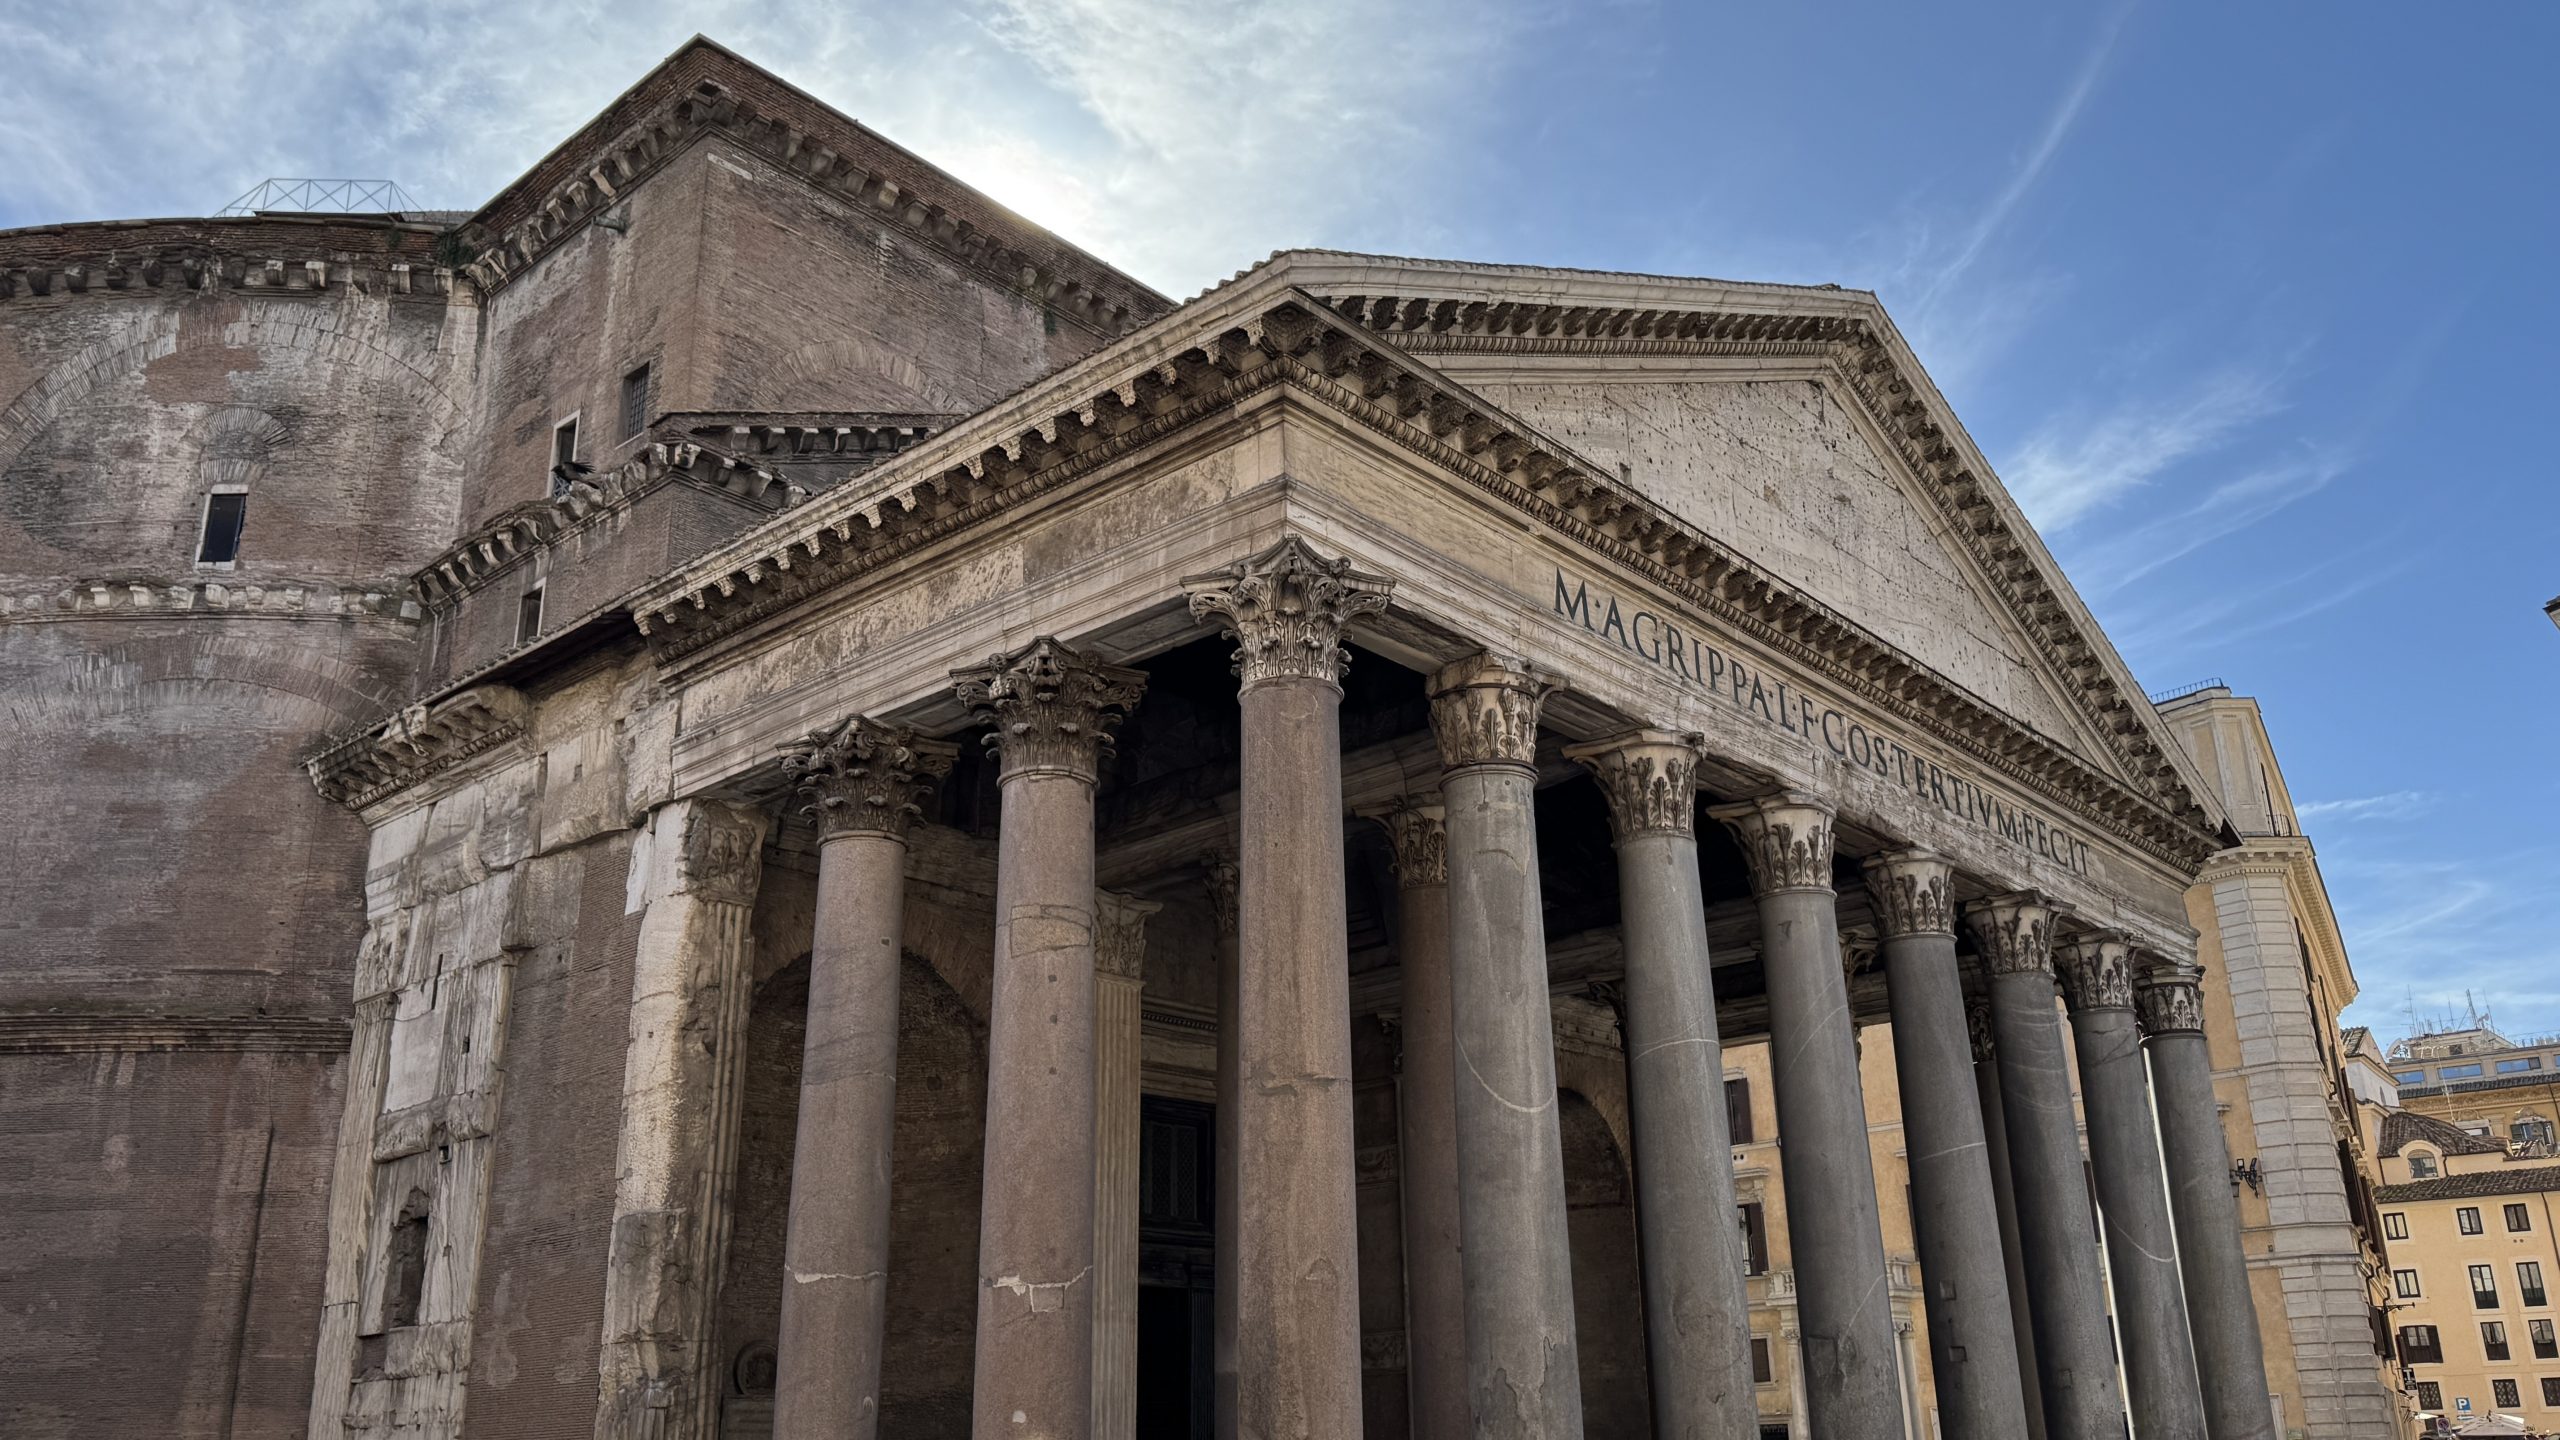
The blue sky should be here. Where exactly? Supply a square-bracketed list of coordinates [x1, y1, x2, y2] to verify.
[6, 0, 2553, 1039]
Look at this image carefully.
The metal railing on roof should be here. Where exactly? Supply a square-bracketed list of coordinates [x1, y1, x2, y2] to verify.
[218, 178, 419, 217]
[2147, 677, 2228, 706]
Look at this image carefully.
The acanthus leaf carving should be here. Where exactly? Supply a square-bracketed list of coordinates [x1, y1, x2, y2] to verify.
[2053, 932, 2137, 1013]
[1363, 797, 1449, 889]
[1707, 791, 1837, 896]
[1183, 536, 1393, 691]
[2135, 959, 2207, 1037]
[1427, 654, 1553, 771]
[780, 715, 957, 841]
[953, 636, 1146, 783]
[1963, 892, 2056, 979]
[1861, 849, 1956, 939]
[1564, 730, 1702, 840]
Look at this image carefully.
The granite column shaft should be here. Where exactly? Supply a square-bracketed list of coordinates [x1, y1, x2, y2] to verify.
[1375, 801, 1467, 1440]
[957, 638, 1145, 1440]
[1965, 894, 2124, 1437]
[2141, 962, 2277, 1440]
[1866, 850, 2032, 1440]
[1969, 997, 2050, 1440]
[1568, 732, 1755, 1439]
[1431, 654, 1584, 1439]
[772, 720, 954, 1440]
[1205, 859, 1242, 1440]
[2059, 936, 2205, 1440]
[1711, 792, 1902, 1437]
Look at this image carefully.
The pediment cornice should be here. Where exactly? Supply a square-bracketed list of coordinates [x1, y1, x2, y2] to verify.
[621, 280, 2223, 872]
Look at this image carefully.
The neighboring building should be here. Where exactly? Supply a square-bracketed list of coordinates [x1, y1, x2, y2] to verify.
[9, 37, 2318, 1440]
[2372, 1110, 2560, 1431]
[2390, 1025, 2560, 1160]
[2348, 1026, 2409, 1113]
[2156, 685, 2407, 1437]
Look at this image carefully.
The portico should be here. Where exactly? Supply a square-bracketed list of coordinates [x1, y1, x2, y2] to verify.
[309, 253, 2277, 1440]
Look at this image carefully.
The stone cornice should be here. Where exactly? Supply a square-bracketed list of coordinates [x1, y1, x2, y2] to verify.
[0, 575, 420, 624]
[620, 277, 2220, 872]
[0, 221, 461, 306]
[0, 1013, 353, 1054]
[304, 683, 529, 810]
[453, 48, 1163, 335]
[411, 440, 799, 608]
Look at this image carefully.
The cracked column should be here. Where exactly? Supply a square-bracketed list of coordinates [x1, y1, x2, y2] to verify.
[955, 637, 1145, 1440]
[1187, 537, 1390, 1438]
[1567, 731, 1755, 1438]
[1709, 791, 1902, 1438]
[1967, 993, 2050, 1440]
[1204, 856, 1242, 1440]
[1429, 652, 1584, 1439]
[1371, 798, 1467, 1440]
[771, 719, 955, 1440]
[1094, 890, 1159, 1440]
[1865, 850, 2031, 1440]
[2057, 932, 2206, 1439]
[2138, 959, 2277, 1440]
[1963, 894, 2123, 1437]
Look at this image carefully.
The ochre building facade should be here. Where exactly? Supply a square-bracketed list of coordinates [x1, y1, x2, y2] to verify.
[4, 38, 2316, 1440]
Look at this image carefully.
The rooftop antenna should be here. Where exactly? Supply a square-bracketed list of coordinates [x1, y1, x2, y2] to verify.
[218, 178, 419, 217]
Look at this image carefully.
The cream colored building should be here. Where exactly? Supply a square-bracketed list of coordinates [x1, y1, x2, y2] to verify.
[2389, 1026, 2560, 1159]
[2372, 1110, 2560, 1432]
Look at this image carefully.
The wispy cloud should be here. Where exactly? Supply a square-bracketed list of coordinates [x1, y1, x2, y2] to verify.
[2003, 366, 2291, 534]
[0, 0, 1535, 295]
[2298, 790, 2435, 823]
[2333, 848, 2560, 1040]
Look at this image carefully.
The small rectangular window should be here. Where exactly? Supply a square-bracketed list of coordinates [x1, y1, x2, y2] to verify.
[2485, 1321, 2510, 1360]
[2474, 1263, 2501, 1308]
[2509, 1203, 2532, 1233]
[196, 491, 247, 566]
[551, 415, 580, 497]
[2403, 1324, 2445, 1364]
[2498, 1057, 2542, 1073]
[1740, 1202, 1769, 1276]
[1726, 1077, 1754, 1144]
[2398, 1070, 2429, 1084]
[620, 363, 652, 441]
[2416, 1381, 2442, 1411]
[2532, 1318, 2555, 1358]
[1750, 1335, 1772, 1385]
[2520, 1261, 2547, 1306]
[2543, 1377, 2560, 1405]
[515, 586, 544, 645]
[2384, 1212, 2409, 1241]
[2445, 1063, 2485, 1079]
[2462, 1207, 2486, 1235]
[2495, 1378, 2521, 1409]
[2396, 1269, 2423, 1298]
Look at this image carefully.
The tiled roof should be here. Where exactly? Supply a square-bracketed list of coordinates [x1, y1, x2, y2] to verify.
[2378, 1110, 2507, 1158]
[2376, 1165, 2560, 1203]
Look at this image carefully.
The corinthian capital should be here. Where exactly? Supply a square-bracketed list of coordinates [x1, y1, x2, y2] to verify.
[2135, 959, 2207, 1037]
[1184, 537, 1393, 691]
[1963, 892, 2056, 978]
[1203, 852, 1240, 932]
[1707, 791, 1837, 896]
[1563, 730, 1703, 840]
[1965, 992, 1996, 1063]
[1364, 797, 1449, 889]
[781, 716, 958, 841]
[1427, 654, 1555, 771]
[2053, 931, 2137, 1013]
[1095, 890, 1161, 982]
[1862, 848, 1956, 939]
[953, 637, 1146, 783]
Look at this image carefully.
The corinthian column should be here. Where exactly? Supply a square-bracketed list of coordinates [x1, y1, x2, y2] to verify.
[955, 637, 1145, 1440]
[597, 798, 769, 1439]
[2057, 933, 2206, 1439]
[1429, 653, 1584, 1439]
[1186, 537, 1390, 1438]
[1963, 895, 2123, 1437]
[771, 719, 955, 1440]
[1565, 731, 1755, 1437]
[1863, 849, 2031, 1440]
[1708, 792, 1902, 1438]
[2139, 960, 2277, 1440]
[1094, 890, 1159, 1440]
[1371, 798, 1467, 1440]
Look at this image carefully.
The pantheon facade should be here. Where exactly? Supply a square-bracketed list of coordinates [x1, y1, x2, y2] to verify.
[2, 37, 2295, 1440]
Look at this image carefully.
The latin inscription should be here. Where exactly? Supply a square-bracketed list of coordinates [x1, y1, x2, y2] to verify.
[1554, 569, 2094, 876]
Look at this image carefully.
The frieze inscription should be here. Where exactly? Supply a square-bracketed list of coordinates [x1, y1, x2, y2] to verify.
[1552, 568, 2093, 876]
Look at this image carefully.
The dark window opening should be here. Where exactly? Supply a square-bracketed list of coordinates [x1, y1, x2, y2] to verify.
[386, 1189, 431, 1329]
[197, 492, 247, 565]
[2531, 1318, 2554, 1358]
[516, 586, 544, 645]
[1750, 1335, 1773, 1384]
[2400, 1324, 2443, 1364]
[2542, 1377, 2560, 1405]
[1740, 1202, 1769, 1276]
[620, 364, 652, 441]
[2461, 1207, 2484, 1235]
[551, 417, 581, 497]
[2472, 1263, 2500, 1309]
[2415, 1381, 2442, 1411]
[2494, 1378, 2521, 1409]
[2484, 1321, 2509, 1361]
[2519, 1261, 2546, 1307]
[2385, 1211, 2409, 1241]
[1139, 1097, 1212, 1235]
[1726, 1077, 1753, 1144]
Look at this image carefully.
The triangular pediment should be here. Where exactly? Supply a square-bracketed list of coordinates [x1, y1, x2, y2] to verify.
[621, 250, 2224, 868]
